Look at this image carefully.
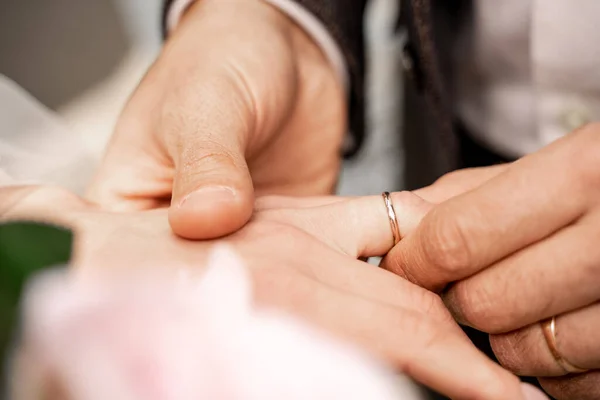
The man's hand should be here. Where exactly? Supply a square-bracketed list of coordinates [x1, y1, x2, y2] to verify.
[383, 124, 600, 400]
[86, 0, 345, 239]
[2, 184, 542, 400]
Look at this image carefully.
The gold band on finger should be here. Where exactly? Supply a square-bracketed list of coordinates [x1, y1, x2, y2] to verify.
[382, 192, 401, 247]
[541, 317, 588, 374]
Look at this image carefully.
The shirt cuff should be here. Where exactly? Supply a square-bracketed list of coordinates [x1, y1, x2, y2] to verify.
[165, 0, 349, 94]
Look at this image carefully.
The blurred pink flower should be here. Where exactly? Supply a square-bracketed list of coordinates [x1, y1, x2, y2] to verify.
[13, 246, 421, 400]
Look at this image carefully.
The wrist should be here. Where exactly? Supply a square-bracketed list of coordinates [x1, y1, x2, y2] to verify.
[168, 0, 347, 92]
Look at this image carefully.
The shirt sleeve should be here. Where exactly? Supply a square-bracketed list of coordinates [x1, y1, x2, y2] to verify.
[163, 0, 367, 157]
[165, 0, 348, 93]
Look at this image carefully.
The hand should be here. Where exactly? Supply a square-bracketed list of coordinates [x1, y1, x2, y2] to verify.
[14, 247, 421, 400]
[2, 186, 535, 400]
[383, 125, 600, 399]
[86, 0, 345, 239]
[414, 164, 508, 204]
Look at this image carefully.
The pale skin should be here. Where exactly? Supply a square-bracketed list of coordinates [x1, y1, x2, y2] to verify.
[82, 0, 598, 398]
[2, 185, 533, 400]
[86, 0, 345, 239]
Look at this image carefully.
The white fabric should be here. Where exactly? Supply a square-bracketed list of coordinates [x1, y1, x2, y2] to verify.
[166, 0, 349, 93]
[170, 0, 600, 159]
[455, 0, 600, 157]
[0, 75, 93, 192]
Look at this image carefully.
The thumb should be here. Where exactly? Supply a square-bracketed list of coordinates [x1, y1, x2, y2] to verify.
[167, 80, 256, 240]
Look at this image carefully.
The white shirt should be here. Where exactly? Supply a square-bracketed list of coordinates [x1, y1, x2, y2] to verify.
[166, 0, 600, 158]
[454, 0, 600, 157]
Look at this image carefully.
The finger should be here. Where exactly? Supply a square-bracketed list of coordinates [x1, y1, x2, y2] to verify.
[386, 130, 595, 291]
[415, 164, 509, 204]
[254, 195, 353, 211]
[165, 74, 256, 239]
[334, 191, 432, 257]
[268, 191, 433, 258]
[245, 240, 536, 399]
[539, 370, 600, 400]
[1, 185, 90, 224]
[442, 211, 600, 333]
[301, 286, 527, 400]
[490, 302, 600, 377]
[310, 250, 463, 327]
[243, 225, 459, 327]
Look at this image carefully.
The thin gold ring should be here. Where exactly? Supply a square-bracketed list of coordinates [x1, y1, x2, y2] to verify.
[541, 317, 588, 374]
[382, 192, 401, 247]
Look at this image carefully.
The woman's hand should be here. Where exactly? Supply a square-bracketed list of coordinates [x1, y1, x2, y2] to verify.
[86, 0, 346, 240]
[1, 185, 537, 400]
[384, 124, 600, 400]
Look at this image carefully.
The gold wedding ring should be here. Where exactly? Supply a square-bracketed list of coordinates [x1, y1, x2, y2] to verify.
[541, 317, 588, 374]
[382, 192, 401, 247]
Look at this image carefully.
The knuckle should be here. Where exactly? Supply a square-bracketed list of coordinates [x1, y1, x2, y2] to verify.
[382, 249, 411, 279]
[448, 280, 507, 333]
[489, 331, 534, 375]
[421, 208, 473, 276]
[179, 145, 243, 177]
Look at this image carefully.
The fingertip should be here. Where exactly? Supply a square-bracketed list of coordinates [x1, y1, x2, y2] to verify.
[169, 186, 254, 239]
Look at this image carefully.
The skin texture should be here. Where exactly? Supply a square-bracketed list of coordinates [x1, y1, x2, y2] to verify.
[14, 248, 415, 400]
[1, 185, 531, 400]
[69, 0, 590, 397]
[382, 125, 600, 400]
[86, 0, 345, 240]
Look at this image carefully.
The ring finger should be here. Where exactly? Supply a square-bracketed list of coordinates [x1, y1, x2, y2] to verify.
[442, 210, 600, 334]
[254, 191, 450, 320]
[490, 302, 600, 377]
[264, 191, 432, 258]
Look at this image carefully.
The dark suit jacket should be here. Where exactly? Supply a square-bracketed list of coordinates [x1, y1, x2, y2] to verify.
[163, 0, 476, 190]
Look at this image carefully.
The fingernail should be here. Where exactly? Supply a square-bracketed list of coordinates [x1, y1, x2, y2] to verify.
[179, 186, 236, 208]
[521, 383, 550, 400]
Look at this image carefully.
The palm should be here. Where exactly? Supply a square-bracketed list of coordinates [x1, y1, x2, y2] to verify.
[3, 186, 523, 399]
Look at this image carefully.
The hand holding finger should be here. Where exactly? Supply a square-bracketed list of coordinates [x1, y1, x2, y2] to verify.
[384, 127, 600, 293]
[87, 0, 345, 240]
[491, 303, 600, 399]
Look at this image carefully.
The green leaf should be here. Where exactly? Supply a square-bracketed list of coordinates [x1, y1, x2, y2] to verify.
[0, 222, 73, 392]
